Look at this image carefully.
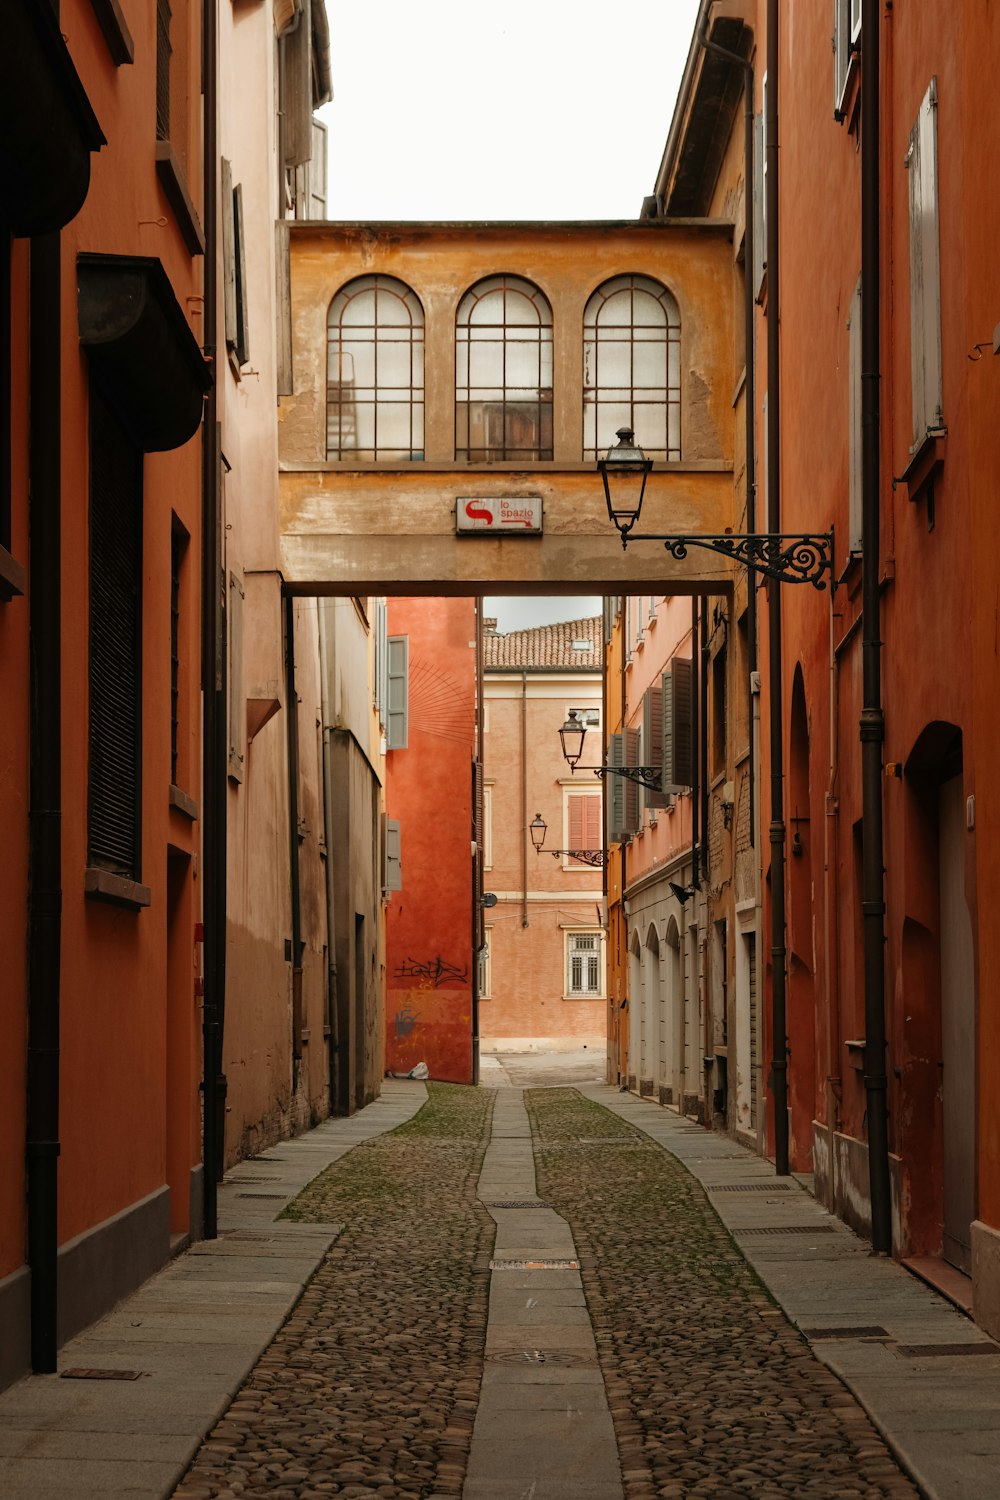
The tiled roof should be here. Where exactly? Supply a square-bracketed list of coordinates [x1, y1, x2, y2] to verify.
[483, 616, 603, 670]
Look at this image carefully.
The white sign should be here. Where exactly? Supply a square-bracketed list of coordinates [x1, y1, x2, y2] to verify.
[456, 496, 543, 535]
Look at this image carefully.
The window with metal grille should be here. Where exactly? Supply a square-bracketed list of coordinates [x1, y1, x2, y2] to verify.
[583, 275, 680, 461]
[567, 932, 602, 997]
[88, 386, 142, 879]
[456, 276, 553, 461]
[327, 276, 424, 461]
[156, 0, 171, 141]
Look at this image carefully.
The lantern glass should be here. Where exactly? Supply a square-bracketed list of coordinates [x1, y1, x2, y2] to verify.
[529, 812, 547, 851]
[558, 710, 587, 770]
[597, 426, 652, 538]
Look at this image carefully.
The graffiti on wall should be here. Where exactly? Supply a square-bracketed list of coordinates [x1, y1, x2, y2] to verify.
[393, 955, 469, 988]
[394, 1007, 419, 1039]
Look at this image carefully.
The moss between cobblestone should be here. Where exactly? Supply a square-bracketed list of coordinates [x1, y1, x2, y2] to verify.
[172, 1084, 496, 1500]
[526, 1088, 919, 1500]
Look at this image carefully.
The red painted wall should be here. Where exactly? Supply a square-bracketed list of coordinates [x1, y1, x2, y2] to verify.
[385, 598, 477, 1084]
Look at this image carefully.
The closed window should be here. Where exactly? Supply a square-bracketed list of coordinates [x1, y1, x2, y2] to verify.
[584, 276, 680, 461]
[906, 79, 945, 455]
[88, 386, 143, 879]
[327, 276, 425, 461]
[567, 931, 604, 997]
[564, 790, 602, 868]
[456, 276, 553, 461]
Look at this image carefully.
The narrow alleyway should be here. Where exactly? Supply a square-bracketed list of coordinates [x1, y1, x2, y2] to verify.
[169, 1085, 917, 1500]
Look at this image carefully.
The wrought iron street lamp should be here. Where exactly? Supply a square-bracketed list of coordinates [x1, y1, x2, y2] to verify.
[599, 429, 834, 588]
[529, 812, 607, 869]
[558, 709, 663, 791]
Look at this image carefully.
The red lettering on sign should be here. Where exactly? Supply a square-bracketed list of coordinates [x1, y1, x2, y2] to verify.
[465, 500, 493, 525]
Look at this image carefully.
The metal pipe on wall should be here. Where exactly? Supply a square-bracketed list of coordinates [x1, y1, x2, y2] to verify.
[766, 0, 790, 1176]
[860, 0, 892, 1253]
[284, 595, 304, 1066]
[26, 229, 62, 1372]
[520, 670, 528, 928]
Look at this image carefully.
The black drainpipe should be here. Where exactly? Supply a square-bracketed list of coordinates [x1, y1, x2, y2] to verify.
[766, 0, 790, 1176]
[860, 0, 891, 1253]
[699, 17, 757, 844]
[284, 594, 304, 1072]
[26, 228, 62, 1372]
[201, 0, 225, 1233]
[700, 601, 710, 878]
[691, 597, 700, 888]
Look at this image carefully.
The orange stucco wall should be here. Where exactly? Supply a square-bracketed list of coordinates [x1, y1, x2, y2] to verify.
[385, 598, 477, 1083]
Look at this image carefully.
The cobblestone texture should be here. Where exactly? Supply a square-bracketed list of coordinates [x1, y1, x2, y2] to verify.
[172, 1083, 495, 1500]
[526, 1088, 920, 1500]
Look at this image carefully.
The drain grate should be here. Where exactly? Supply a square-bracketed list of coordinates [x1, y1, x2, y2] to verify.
[897, 1342, 1000, 1359]
[489, 1258, 579, 1271]
[710, 1182, 794, 1193]
[229, 1175, 283, 1184]
[484, 1200, 547, 1209]
[61, 1367, 145, 1381]
[801, 1326, 890, 1341]
[736, 1223, 837, 1237]
[236, 1192, 287, 1200]
[486, 1349, 594, 1367]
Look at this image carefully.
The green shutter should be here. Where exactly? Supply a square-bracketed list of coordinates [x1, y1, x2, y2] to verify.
[386, 634, 408, 749]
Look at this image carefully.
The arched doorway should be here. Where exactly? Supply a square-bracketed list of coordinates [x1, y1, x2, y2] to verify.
[666, 914, 684, 1109]
[628, 929, 643, 1094]
[642, 923, 661, 1098]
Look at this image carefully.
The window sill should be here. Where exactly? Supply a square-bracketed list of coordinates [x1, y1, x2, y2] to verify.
[563, 994, 605, 1002]
[900, 429, 946, 503]
[0, 546, 26, 601]
[89, 0, 134, 65]
[85, 867, 151, 909]
[169, 784, 199, 820]
[155, 142, 205, 257]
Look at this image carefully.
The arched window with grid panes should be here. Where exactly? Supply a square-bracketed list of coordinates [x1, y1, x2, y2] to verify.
[327, 276, 424, 461]
[583, 275, 680, 461]
[456, 276, 553, 461]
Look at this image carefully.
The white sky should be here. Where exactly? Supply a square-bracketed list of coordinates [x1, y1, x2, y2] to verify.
[484, 596, 602, 633]
[319, 0, 701, 221]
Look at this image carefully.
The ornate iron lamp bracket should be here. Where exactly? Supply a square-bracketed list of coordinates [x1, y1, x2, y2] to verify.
[589, 764, 663, 791]
[541, 848, 607, 868]
[627, 531, 835, 589]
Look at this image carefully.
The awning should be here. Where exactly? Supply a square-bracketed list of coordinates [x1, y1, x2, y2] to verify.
[0, 3, 105, 235]
[78, 254, 212, 453]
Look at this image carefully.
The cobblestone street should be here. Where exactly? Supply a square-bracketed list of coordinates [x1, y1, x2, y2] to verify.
[168, 1084, 918, 1500]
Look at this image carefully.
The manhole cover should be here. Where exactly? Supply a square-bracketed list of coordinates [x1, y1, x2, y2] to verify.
[236, 1192, 287, 1200]
[710, 1182, 795, 1192]
[486, 1349, 595, 1367]
[801, 1326, 890, 1340]
[61, 1367, 145, 1381]
[489, 1258, 579, 1270]
[736, 1224, 836, 1237]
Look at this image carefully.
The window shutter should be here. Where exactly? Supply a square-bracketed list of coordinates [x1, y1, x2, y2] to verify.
[906, 78, 944, 454]
[283, 0, 313, 170]
[848, 276, 863, 552]
[568, 793, 585, 849]
[584, 795, 601, 851]
[222, 158, 237, 353]
[275, 222, 293, 396]
[228, 572, 245, 781]
[643, 682, 668, 808]
[833, 0, 855, 120]
[663, 659, 694, 790]
[88, 387, 142, 878]
[623, 726, 640, 834]
[309, 119, 328, 219]
[233, 183, 250, 365]
[607, 732, 626, 842]
[383, 814, 402, 892]
[753, 109, 766, 300]
[374, 597, 388, 719]
[386, 634, 408, 748]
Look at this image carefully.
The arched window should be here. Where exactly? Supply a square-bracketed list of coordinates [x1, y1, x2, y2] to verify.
[583, 275, 680, 461]
[456, 276, 553, 461]
[327, 276, 424, 461]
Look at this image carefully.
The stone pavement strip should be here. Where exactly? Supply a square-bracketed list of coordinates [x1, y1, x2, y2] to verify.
[0, 1082, 426, 1500]
[581, 1084, 1000, 1500]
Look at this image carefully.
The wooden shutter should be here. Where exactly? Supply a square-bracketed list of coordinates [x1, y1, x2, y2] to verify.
[383, 815, 402, 892]
[374, 598, 388, 720]
[233, 183, 249, 365]
[662, 659, 694, 791]
[88, 387, 142, 877]
[906, 78, 944, 453]
[567, 792, 601, 864]
[275, 222, 293, 396]
[623, 727, 640, 834]
[386, 634, 408, 748]
[753, 106, 766, 301]
[222, 158, 237, 353]
[643, 682, 669, 808]
[848, 277, 863, 552]
[283, 0, 313, 170]
[309, 120, 328, 219]
[607, 733, 626, 842]
[228, 572, 245, 781]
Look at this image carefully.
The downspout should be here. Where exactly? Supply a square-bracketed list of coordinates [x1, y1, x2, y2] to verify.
[520, 670, 528, 928]
[284, 595, 304, 1070]
[201, 0, 224, 1233]
[317, 602, 339, 1114]
[766, 0, 790, 1175]
[825, 592, 842, 1203]
[472, 596, 484, 1085]
[700, 599, 710, 1121]
[691, 598, 700, 888]
[620, 606, 628, 1078]
[700, 601, 709, 885]
[26, 228, 62, 1372]
[860, 0, 892, 1253]
[700, 14, 757, 841]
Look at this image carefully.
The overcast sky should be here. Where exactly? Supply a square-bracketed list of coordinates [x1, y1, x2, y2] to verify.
[319, 0, 701, 221]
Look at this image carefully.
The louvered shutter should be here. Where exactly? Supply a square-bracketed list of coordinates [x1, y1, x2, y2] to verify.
[383, 815, 402, 892]
[386, 634, 408, 748]
[568, 793, 584, 850]
[623, 727, 640, 834]
[584, 795, 602, 852]
[643, 682, 668, 808]
[906, 78, 944, 454]
[607, 732, 626, 842]
[663, 659, 694, 791]
[88, 387, 142, 878]
[282, 0, 313, 169]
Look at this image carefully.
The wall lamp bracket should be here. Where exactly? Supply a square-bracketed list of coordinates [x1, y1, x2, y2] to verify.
[625, 530, 836, 590]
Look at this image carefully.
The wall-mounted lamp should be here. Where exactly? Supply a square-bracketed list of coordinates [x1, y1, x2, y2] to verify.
[529, 812, 606, 869]
[669, 881, 697, 905]
[597, 426, 652, 544]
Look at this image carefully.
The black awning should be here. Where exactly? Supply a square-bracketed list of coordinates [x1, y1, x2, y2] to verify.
[78, 255, 212, 453]
[0, 3, 105, 236]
